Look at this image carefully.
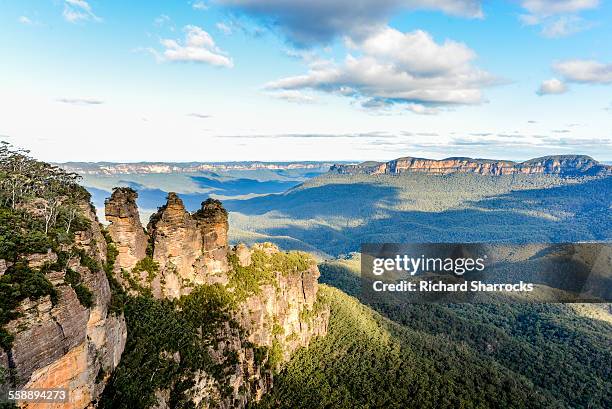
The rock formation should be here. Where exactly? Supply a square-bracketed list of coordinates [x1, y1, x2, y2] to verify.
[193, 199, 230, 279]
[142, 194, 230, 298]
[104, 188, 147, 272]
[2, 186, 328, 409]
[0, 200, 127, 409]
[330, 155, 612, 177]
[101, 190, 329, 408]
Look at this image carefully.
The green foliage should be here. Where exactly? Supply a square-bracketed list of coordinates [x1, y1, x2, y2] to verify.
[317, 259, 612, 409]
[99, 284, 236, 409]
[64, 268, 94, 308]
[267, 340, 283, 371]
[132, 256, 160, 283]
[0, 263, 58, 350]
[272, 321, 284, 337]
[102, 234, 126, 316]
[228, 173, 612, 256]
[0, 208, 52, 262]
[255, 286, 570, 409]
[227, 249, 314, 302]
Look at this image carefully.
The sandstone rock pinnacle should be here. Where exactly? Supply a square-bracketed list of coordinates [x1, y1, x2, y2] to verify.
[104, 187, 148, 271]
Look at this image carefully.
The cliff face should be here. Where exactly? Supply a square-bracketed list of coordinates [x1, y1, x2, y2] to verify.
[2, 185, 328, 409]
[0, 202, 127, 409]
[174, 243, 329, 409]
[140, 194, 230, 298]
[100, 191, 329, 408]
[330, 155, 612, 177]
[104, 188, 147, 272]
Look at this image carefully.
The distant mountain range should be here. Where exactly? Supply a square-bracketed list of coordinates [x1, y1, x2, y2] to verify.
[58, 161, 340, 175]
[330, 155, 612, 177]
[59, 156, 612, 177]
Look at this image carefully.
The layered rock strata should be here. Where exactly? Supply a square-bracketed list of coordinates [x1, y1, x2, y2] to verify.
[330, 155, 612, 177]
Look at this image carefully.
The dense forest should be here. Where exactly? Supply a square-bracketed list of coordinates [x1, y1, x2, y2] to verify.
[260, 256, 612, 409]
[227, 173, 612, 256]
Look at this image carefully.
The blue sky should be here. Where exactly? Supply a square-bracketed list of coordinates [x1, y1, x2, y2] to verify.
[1, 0, 611, 162]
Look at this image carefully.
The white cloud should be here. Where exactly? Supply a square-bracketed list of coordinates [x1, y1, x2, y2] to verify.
[218, 0, 483, 45]
[554, 60, 612, 84]
[18, 16, 32, 25]
[192, 1, 208, 10]
[521, 0, 599, 15]
[57, 97, 104, 105]
[155, 25, 233, 67]
[537, 78, 568, 95]
[63, 0, 100, 23]
[406, 103, 439, 115]
[265, 27, 497, 109]
[154, 14, 171, 26]
[519, 0, 598, 37]
[540, 15, 593, 37]
[216, 22, 233, 35]
[266, 90, 317, 104]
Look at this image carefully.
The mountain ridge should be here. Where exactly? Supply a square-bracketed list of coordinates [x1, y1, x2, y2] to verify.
[330, 154, 612, 176]
[58, 162, 340, 175]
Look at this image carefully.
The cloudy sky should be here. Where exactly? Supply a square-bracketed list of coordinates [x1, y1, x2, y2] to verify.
[1, 0, 611, 162]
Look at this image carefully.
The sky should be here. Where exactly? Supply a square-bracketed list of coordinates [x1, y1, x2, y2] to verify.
[1, 0, 611, 162]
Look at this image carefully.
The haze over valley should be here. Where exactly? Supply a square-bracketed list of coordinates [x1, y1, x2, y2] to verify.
[65, 155, 612, 258]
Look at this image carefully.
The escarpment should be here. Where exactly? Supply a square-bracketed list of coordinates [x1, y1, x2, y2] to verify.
[0, 197, 127, 409]
[2, 176, 328, 408]
[330, 155, 612, 176]
[99, 191, 329, 408]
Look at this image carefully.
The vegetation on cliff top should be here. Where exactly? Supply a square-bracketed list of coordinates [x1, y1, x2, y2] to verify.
[295, 258, 612, 409]
[0, 143, 96, 351]
[255, 285, 612, 409]
[227, 246, 314, 301]
[98, 284, 238, 409]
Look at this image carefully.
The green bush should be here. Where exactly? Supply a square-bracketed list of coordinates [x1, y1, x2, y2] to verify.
[132, 256, 160, 283]
[99, 284, 236, 408]
[0, 263, 58, 350]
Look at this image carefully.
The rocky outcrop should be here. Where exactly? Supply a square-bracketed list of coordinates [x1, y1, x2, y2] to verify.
[2, 186, 328, 409]
[101, 189, 329, 408]
[0, 200, 126, 409]
[235, 244, 329, 359]
[104, 188, 147, 272]
[193, 199, 230, 279]
[144, 195, 230, 298]
[330, 155, 612, 177]
[153, 242, 329, 409]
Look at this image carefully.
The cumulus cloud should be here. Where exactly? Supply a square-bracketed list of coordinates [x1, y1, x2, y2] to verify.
[537, 78, 568, 95]
[264, 27, 497, 110]
[553, 60, 612, 84]
[63, 0, 100, 23]
[217, 0, 483, 46]
[18, 16, 33, 25]
[153, 25, 233, 67]
[519, 0, 598, 37]
[56, 98, 104, 105]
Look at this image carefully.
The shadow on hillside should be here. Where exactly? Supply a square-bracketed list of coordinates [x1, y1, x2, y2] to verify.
[224, 182, 403, 218]
[190, 176, 299, 195]
[227, 178, 612, 255]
